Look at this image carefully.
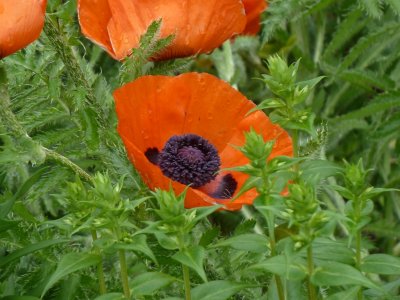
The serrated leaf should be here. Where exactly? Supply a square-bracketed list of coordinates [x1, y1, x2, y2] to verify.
[172, 246, 207, 282]
[361, 254, 400, 275]
[191, 280, 250, 300]
[211, 234, 268, 253]
[41, 253, 101, 297]
[130, 272, 175, 296]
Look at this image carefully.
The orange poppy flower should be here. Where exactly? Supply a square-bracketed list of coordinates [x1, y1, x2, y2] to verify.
[242, 0, 267, 35]
[77, 0, 246, 61]
[0, 0, 47, 59]
[114, 73, 292, 210]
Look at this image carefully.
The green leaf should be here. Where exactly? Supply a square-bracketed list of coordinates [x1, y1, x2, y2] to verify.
[300, 160, 342, 184]
[0, 167, 48, 218]
[191, 280, 250, 300]
[300, 238, 354, 265]
[172, 246, 207, 282]
[331, 93, 400, 122]
[211, 234, 269, 253]
[361, 254, 400, 275]
[93, 293, 124, 300]
[0, 297, 40, 300]
[249, 254, 307, 280]
[0, 218, 20, 232]
[199, 227, 220, 247]
[0, 239, 68, 268]
[114, 234, 157, 264]
[41, 253, 101, 297]
[326, 286, 360, 300]
[130, 272, 175, 296]
[311, 261, 381, 290]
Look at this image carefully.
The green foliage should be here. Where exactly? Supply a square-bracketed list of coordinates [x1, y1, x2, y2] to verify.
[1, 0, 400, 299]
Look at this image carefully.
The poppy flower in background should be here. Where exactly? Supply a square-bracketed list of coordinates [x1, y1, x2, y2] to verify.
[114, 73, 292, 210]
[0, 0, 47, 59]
[77, 0, 247, 61]
[242, 0, 268, 35]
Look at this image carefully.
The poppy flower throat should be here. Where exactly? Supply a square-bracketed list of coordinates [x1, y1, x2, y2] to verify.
[144, 134, 237, 198]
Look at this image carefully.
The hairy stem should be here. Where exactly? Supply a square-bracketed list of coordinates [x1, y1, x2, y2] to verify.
[182, 264, 192, 300]
[307, 245, 317, 300]
[43, 148, 93, 183]
[91, 230, 107, 295]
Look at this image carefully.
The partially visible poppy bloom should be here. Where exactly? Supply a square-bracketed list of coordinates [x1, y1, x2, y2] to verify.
[77, 0, 247, 61]
[242, 0, 267, 35]
[115, 73, 292, 210]
[0, 0, 47, 59]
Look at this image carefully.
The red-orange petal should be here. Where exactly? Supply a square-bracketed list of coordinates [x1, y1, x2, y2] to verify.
[0, 0, 47, 58]
[78, 0, 246, 60]
[242, 0, 267, 35]
[114, 72, 292, 210]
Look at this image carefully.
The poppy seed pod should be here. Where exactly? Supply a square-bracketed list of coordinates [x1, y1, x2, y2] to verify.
[77, 0, 247, 61]
[114, 72, 292, 210]
[0, 0, 47, 59]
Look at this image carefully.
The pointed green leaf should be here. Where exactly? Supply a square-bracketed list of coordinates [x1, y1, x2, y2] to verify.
[361, 254, 400, 275]
[311, 261, 381, 290]
[114, 234, 157, 264]
[211, 234, 268, 253]
[130, 272, 175, 296]
[93, 293, 124, 300]
[172, 246, 207, 282]
[0, 239, 68, 268]
[326, 286, 360, 300]
[41, 253, 101, 297]
[191, 280, 250, 300]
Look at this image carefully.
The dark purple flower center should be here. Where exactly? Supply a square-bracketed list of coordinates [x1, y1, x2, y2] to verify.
[158, 134, 220, 188]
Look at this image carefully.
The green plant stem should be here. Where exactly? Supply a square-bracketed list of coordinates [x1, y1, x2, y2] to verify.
[356, 230, 363, 300]
[307, 245, 317, 300]
[182, 264, 192, 300]
[44, 147, 93, 183]
[91, 230, 107, 295]
[354, 197, 363, 300]
[266, 212, 285, 300]
[118, 249, 130, 299]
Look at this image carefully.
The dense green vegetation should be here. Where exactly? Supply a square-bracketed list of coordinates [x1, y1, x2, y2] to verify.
[1, 0, 400, 299]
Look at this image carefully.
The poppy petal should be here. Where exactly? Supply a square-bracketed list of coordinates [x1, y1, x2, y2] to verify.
[242, 0, 267, 35]
[115, 73, 257, 154]
[0, 0, 46, 58]
[77, 0, 114, 57]
[115, 73, 292, 211]
[78, 0, 246, 60]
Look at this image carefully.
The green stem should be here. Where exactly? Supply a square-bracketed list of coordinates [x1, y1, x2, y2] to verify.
[44, 147, 93, 183]
[307, 245, 317, 300]
[182, 264, 192, 300]
[118, 249, 130, 299]
[91, 230, 107, 295]
[354, 197, 363, 300]
[292, 130, 299, 158]
[266, 212, 285, 300]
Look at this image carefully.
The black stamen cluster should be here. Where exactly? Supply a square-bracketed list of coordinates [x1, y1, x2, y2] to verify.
[159, 134, 220, 187]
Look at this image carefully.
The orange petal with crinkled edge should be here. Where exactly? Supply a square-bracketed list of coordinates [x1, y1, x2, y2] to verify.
[114, 72, 292, 210]
[242, 0, 267, 35]
[78, 0, 246, 61]
[0, 0, 47, 58]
